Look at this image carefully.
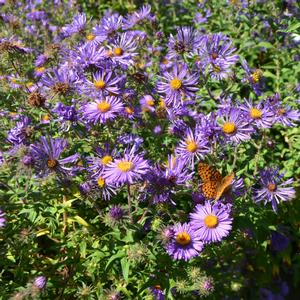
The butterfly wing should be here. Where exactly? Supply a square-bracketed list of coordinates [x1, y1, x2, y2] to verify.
[202, 180, 219, 199]
[215, 173, 234, 201]
[198, 163, 222, 182]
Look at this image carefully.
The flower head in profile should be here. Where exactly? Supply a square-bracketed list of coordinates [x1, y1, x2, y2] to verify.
[166, 222, 204, 261]
[190, 201, 232, 243]
[81, 96, 124, 124]
[103, 146, 149, 186]
[253, 167, 295, 212]
[30, 136, 80, 178]
[157, 63, 199, 107]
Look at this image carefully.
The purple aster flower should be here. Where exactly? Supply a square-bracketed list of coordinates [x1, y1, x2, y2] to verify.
[122, 5, 153, 29]
[68, 44, 107, 70]
[61, 13, 87, 38]
[109, 205, 125, 221]
[93, 13, 123, 42]
[190, 201, 233, 243]
[117, 134, 144, 149]
[34, 54, 49, 67]
[217, 108, 254, 144]
[175, 128, 210, 165]
[107, 32, 137, 67]
[41, 67, 78, 96]
[167, 26, 197, 59]
[166, 222, 204, 261]
[241, 59, 264, 96]
[52, 102, 78, 130]
[195, 112, 219, 142]
[91, 176, 117, 201]
[0, 210, 6, 228]
[81, 96, 124, 124]
[33, 276, 47, 289]
[239, 99, 274, 129]
[139, 95, 155, 113]
[86, 144, 116, 178]
[7, 115, 32, 147]
[157, 63, 199, 106]
[83, 70, 123, 96]
[30, 136, 80, 178]
[253, 167, 296, 212]
[103, 146, 149, 186]
[149, 286, 165, 300]
[22, 154, 34, 166]
[270, 231, 290, 252]
[271, 102, 300, 127]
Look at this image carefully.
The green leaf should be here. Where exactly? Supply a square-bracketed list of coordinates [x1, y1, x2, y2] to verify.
[105, 250, 125, 271]
[120, 257, 130, 283]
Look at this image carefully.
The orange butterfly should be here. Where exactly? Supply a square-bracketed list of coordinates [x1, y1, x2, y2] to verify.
[198, 162, 234, 200]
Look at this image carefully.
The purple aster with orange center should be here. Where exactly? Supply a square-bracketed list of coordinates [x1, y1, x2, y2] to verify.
[166, 222, 204, 261]
[190, 201, 232, 243]
[239, 99, 273, 129]
[175, 128, 210, 165]
[84, 70, 123, 96]
[157, 63, 199, 106]
[81, 96, 124, 124]
[30, 136, 80, 178]
[253, 167, 296, 212]
[218, 108, 254, 144]
[103, 146, 149, 186]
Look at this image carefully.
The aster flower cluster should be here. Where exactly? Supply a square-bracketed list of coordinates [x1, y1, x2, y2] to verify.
[0, 0, 299, 299]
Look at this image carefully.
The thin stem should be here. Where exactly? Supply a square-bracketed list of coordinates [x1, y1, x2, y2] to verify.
[62, 195, 68, 236]
[127, 183, 133, 224]
[232, 145, 239, 171]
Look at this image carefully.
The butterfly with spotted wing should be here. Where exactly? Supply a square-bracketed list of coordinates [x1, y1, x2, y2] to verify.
[198, 162, 234, 200]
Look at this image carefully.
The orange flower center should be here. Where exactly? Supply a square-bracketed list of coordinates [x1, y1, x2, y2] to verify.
[125, 107, 134, 114]
[277, 108, 286, 116]
[204, 215, 219, 228]
[97, 101, 111, 113]
[170, 78, 182, 90]
[175, 231, 191, 246]
[267, 183, 277, 192]
[47, 159, 58, 169]
[114, 47, 123, 56]
[222, 122, 236, 134]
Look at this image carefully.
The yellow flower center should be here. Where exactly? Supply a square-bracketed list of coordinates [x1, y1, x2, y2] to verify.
[176, 231, 191, 246]
[146, 99, 155, 106]
[26, 82, 34, 88]
[101, 155, 112, 165]
[170, 78, 182, 90]
[117, 161, 134, 172]
[86, 33, 95, 41]
[114, 47, 123, 56]
[43, 114, 50, 121]
[204, 215, 219, 228]
[267, 183, 277, 192]
[35, 67, 45, 73]
[94, 79, 106, 90]
[222, 122, 236, 134]
[159, 99, 166, 108]
[251, 69, 263, 83]
[97, 177, 105, 187]
[162, 58, 169, 65]
[186, 140, 198, 153]
[47, 159, 58, 169]
[97, 101, 111, 113]
[250, 108, 262, 119]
